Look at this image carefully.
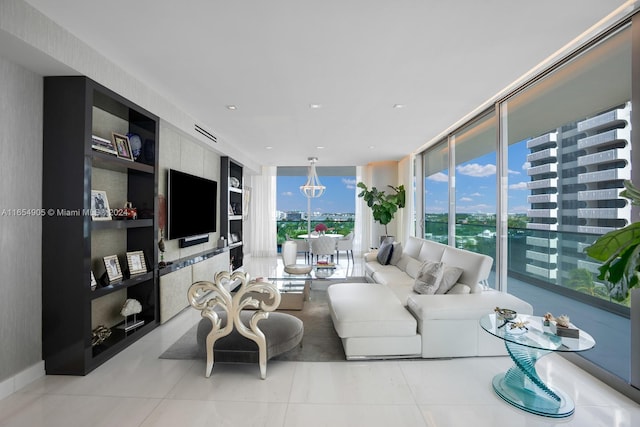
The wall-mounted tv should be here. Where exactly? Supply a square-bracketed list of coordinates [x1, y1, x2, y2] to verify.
[167, 169, 217, 241]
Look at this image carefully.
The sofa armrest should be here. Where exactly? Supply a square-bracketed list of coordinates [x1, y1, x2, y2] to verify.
[364, 251, 379, 262]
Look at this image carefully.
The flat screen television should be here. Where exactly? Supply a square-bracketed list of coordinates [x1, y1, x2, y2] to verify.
[167, 169, 217, 240]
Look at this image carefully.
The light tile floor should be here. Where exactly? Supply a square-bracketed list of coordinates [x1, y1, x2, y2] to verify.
[1, 255, 639, 426]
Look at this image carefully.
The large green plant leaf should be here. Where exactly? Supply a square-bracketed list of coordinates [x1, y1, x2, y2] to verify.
[584, 180, 640, 301]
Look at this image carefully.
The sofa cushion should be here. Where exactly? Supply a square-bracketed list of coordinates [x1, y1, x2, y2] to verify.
[436, 265, 464, 294]
[405, 257, 423, 279]
[441, 247, 493, 293]
[376, 239, 394, 265]
[403, 236, 424, 259]
[413, 261, 444, 295]
[418, 239, 447, 262]
[328, 283, 417, 338]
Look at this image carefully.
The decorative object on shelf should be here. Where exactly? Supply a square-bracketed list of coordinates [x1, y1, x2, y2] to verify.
[124, 201, 137, 219]
[118, 298, 144, 331]
[91, 135, 117, 155]
[112, 132, 134, 161]
[91, 325, 112, 346]
[230, 176, 240, 188]
[90, 271, 98, 290]
[126, 132, 142, 160]
[158, 194, 169, 268]
[217, 237, 227, 248]
[126, 250, 147, 276]
[103, 255, 123, 282]
[230, 232, 241, 243]
[90, 190, 111, 221]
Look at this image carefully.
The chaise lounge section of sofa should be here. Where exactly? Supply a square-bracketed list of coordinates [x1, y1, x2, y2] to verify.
[328, 236, 533, 359]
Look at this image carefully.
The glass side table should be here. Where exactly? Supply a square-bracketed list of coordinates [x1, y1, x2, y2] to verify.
[479, 313, 595, 418]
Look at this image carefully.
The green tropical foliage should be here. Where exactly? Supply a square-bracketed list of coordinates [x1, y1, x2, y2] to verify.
[585, 180, 640, 301]
[356, 182, 406, 236]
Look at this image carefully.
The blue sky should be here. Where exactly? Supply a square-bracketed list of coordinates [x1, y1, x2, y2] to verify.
[425, 139, 530, 215]
[277, 176, 357, 213]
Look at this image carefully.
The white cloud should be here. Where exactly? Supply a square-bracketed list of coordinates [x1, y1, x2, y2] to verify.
[471, 192, 482, 197]
[342, 178, 356, 189]
[522, 161, 531, 170]
[281, 191, 294, 197]
[460, 197, 473, 202]
[427, 172, 448, 182]
[456, 163, 496, 177]
[508, 169, 520, 175]
[509, 205, 529, 214]
[509, 182, 529, 190]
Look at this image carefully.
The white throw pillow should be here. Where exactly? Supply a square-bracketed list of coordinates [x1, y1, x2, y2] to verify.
[413, 261, 444, 295]
[436, 265, 464, 294]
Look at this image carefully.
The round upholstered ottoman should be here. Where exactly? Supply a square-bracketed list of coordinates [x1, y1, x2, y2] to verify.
[196, 310, 304, 363]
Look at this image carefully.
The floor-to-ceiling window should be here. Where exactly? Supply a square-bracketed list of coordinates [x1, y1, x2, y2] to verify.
[453, 112, 498, 287]
[423, 141, 449, 243]
[420, 17, 636, 389]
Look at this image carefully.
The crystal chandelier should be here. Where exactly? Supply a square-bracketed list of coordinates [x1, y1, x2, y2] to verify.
[300, 157, 325, 198]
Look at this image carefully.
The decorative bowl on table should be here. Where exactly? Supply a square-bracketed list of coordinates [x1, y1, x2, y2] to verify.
[495, 307, 518, 321]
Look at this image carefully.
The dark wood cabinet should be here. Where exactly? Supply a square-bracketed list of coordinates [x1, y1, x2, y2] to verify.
[220, 157, 244, 270]
[42, 76, 159, 375]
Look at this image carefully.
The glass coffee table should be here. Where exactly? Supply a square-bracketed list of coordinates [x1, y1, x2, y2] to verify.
[264, 278, 310, 310]
[480, 313, 595, 418]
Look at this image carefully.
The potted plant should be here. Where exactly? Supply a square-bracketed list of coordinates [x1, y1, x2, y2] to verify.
[585, 180, 640, 302]
[357, 182, 406, 240]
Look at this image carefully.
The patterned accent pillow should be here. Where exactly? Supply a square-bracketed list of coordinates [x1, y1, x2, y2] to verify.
[413, 261, 444, 295]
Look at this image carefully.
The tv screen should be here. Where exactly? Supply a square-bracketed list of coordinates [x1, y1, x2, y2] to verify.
[167, 169, 217, 240]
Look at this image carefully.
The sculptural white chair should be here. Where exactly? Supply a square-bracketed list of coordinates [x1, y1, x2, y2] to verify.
[336, 231, 354, 262]
[188, 271, 303, 379]
[282, 240, 313, 275]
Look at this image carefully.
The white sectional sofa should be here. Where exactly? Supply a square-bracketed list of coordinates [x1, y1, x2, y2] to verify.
[327, 236, 533, 359]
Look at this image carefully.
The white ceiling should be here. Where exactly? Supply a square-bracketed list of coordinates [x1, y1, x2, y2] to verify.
[22, 0, 629, 168]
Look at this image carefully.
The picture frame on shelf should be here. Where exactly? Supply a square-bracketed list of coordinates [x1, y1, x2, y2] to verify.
[112, 132, 134, 161]
[103, 255, 123, 282]
[90, 190, 111, 220]
[230, 232, 241, 243]
[90, 270, 98, 290]
[126, 250, 147, 276]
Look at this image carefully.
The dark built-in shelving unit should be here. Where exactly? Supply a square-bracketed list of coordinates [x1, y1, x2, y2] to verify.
[42, 76, 159, 375]
[220, 157, 244, 271]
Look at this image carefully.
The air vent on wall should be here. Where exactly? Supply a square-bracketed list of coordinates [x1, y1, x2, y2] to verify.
[194, 124, 217, 143]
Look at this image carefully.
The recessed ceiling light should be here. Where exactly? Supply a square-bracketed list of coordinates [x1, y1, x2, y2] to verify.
[265, 146, 273, 150]
[309, 103, 322, 109]
[393, 104, 405, 109]
[316, 146, 325, 150]
[226, 105, 238, 110]
[369, 145, 376, 150]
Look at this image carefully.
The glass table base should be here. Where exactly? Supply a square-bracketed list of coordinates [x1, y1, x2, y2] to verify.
[492, 372, 574, 418]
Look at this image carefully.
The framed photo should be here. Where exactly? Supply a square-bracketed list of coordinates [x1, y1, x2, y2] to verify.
[126, 250, 147, 276]
[230, 232, 241, 243]
[91, 190, 111, 220]
[112, 132, 133, 161]
[90, 271, 98, 290]
[103, 255, 123, 282]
